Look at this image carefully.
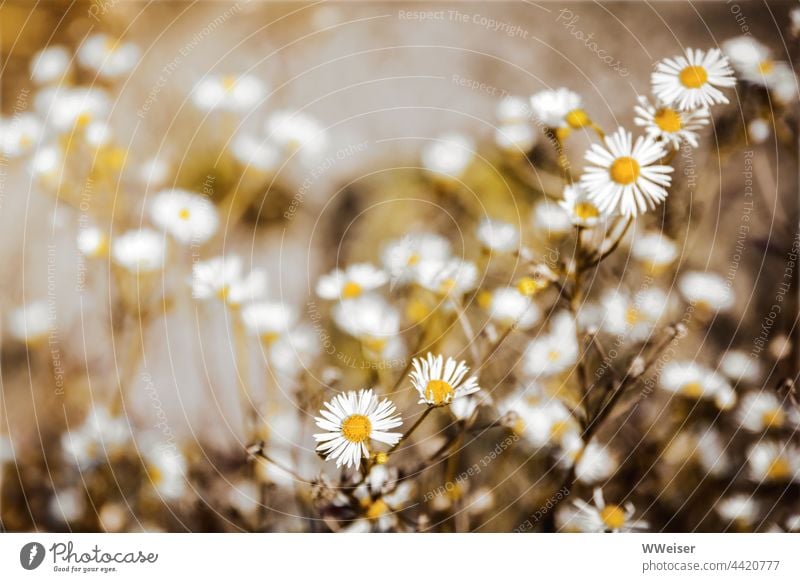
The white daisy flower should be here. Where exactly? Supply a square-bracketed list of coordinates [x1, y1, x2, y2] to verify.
[476, 218, 520, 253]
[678, 270, 734, 312]
[241, 301, 297, 344]
[504, 397, 578, 447]
[532, 199, 573, 236]
[522, 311, 579, 378]
[414, 258, 479, 298]
[633, 95, 710, 150]
[381, 232, 451, 285]
[34, 86, 110, 131]
[140, 440, 187, 501]
[631, 230, 679, 274]
[466, 486, 496, 516]
[597, 288, 672, 343]
[231, 132, 282, 174]
[497, 95, 532, 124]
[77, 34, 140, 79]
[49, 487, 86, 523]
[479, 286, 541, 330]
[332, 295, 401, 355]
[30, 45, 71, 85]
[265, 110, 327, 157]
[559, 433, 617, 485]
[316, 263, 388, 301]
[737, 391, 796, 432]
[0, 113, 43, 158]
[347, 480, 415, 532]
[660, 361, 736, 408]
[84, 121, 112, 147]
[495, 123, 537, 153]
[421, 133, 474, 179]
[148, 189, 219, 244]
[313, 389, 403, 469]
[138, 157, 172, 187]
[111, 228, 165, 272]
[77, 226, 109, 258]
[698, 428, 730, 475]
[529, 88, 589, 129]
[7, 301, 50, 344]
[192, 74, 266, 113]
[28, 143, 63, 182]
[720, 350, 761, 384]
[226, 479, 261, 516]
[267, 324, 321, 378]
[651, 48, 736, 110]
[98, 503, 128, 532]
[747, 442, 800, 483]
[722, 36, 791, 89]
[581, 127, 673, 217]
[717, 495, 758, 527]
[747, 118, 772, 144]
[559, 183, 604, 227]
[410, 353, 481, 406]
[450, 393, 484, 421]
[771, 68, 798, 103]
[61, 407, 130, 469]
[572, 488, 649, 532]
[191, 256, 267, 306]
[677, 426, 730, 476]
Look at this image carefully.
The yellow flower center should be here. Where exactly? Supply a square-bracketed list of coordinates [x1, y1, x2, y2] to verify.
[341, 281, 363, 299]
[260, 331, 280, 345]
[425, 379, 455, 405]
[448, 482, 463, 501]
[147, 465, 163, 485]
[766, 457, 791, 480]
[374, 452, 389, 465]
[601, 505, 626, 530]
[341, 414, 372, 443]
[654, 107, 683, 133]
[104, 38, 120, 53]
[625, 307, 641, 326]
[477, 290, 493, 309]
[438, 277, 457, 295]
[407, 252, 421, 266]
[573, 201, 600, 221]
[178, 208, 191, 220]
[550, 420, 571, 440]
[216, 285, 231, 302]
[555, 126, 571, 141]
[517, 277, 547, 296]
[406, 299, 430, 323]
[758, 60, 774, 75]
[222, 75, 238, 92]
[679, 65, 708, 89]
[365, 499, 389, 520]
[681, 381, 704, 398]
[565, 108, 590, 129]
[762, 408, 785, 429]
[75, 112, 93, 128]
[362, 336, 387, 354]
[609, 156, 640, 185]
[512, 417, 527, 435]
[104, 147, 127, 170]
[547, 349, 561, 362]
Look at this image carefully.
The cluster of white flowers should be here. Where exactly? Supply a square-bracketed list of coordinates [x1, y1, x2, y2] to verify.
[5, 17, 798, 536]
[513, 49, 737, 218]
